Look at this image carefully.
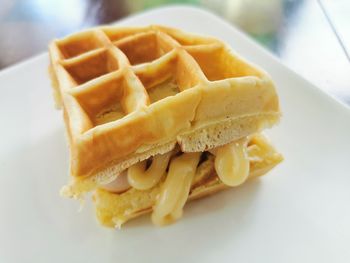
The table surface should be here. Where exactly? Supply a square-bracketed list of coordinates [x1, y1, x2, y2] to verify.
[1, 0, 349, 105]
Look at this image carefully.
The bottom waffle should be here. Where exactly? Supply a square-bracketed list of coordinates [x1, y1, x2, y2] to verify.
[93, 134, 283, 227]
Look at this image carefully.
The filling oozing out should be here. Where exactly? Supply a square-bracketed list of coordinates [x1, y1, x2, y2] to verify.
[100, 136, 257, 225]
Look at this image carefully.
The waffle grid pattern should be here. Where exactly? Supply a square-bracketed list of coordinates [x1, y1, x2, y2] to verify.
[49, 25, 269, 178]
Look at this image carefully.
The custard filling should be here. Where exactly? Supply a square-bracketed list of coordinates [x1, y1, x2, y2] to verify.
[100, 135, 261, 225]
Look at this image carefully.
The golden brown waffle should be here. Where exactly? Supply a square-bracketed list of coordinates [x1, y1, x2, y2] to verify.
[49, 25, 280, 197]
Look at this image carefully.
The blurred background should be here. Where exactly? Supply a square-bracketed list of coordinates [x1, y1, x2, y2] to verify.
[0, 0, 349, 105]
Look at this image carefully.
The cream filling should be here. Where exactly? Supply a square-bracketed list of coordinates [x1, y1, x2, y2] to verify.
[100, 136, 253, 225]
[127, 151, 173, 190]
[211, 138, 250, 187]
[151, 152, 200, 225]
[100, 170, 130, 193]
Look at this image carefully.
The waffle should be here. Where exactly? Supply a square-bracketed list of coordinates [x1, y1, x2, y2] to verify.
[49, 25, 280, 198]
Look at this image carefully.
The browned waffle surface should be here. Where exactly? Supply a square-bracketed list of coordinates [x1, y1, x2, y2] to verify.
[49, 25, 280, 181]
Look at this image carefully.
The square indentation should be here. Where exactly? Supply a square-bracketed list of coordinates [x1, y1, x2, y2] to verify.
[64, 50, 119, 85]
[187, 46, 262, 81]
[136, 54, 201, 103]
[58, 31, 104, 59]
[115, 32, 173, 65]
[94, 101, 125, 126]
[72, 74, 127, 126]
[147, 78, 180, 103]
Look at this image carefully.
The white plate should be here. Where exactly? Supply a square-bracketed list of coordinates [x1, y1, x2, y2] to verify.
[1, 6, 350, 263]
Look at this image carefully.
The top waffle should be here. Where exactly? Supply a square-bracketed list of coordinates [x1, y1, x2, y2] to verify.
[49, 25, 280, 193]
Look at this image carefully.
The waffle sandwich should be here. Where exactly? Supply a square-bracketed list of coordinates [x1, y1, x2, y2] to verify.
[48, 25, 282, 227]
